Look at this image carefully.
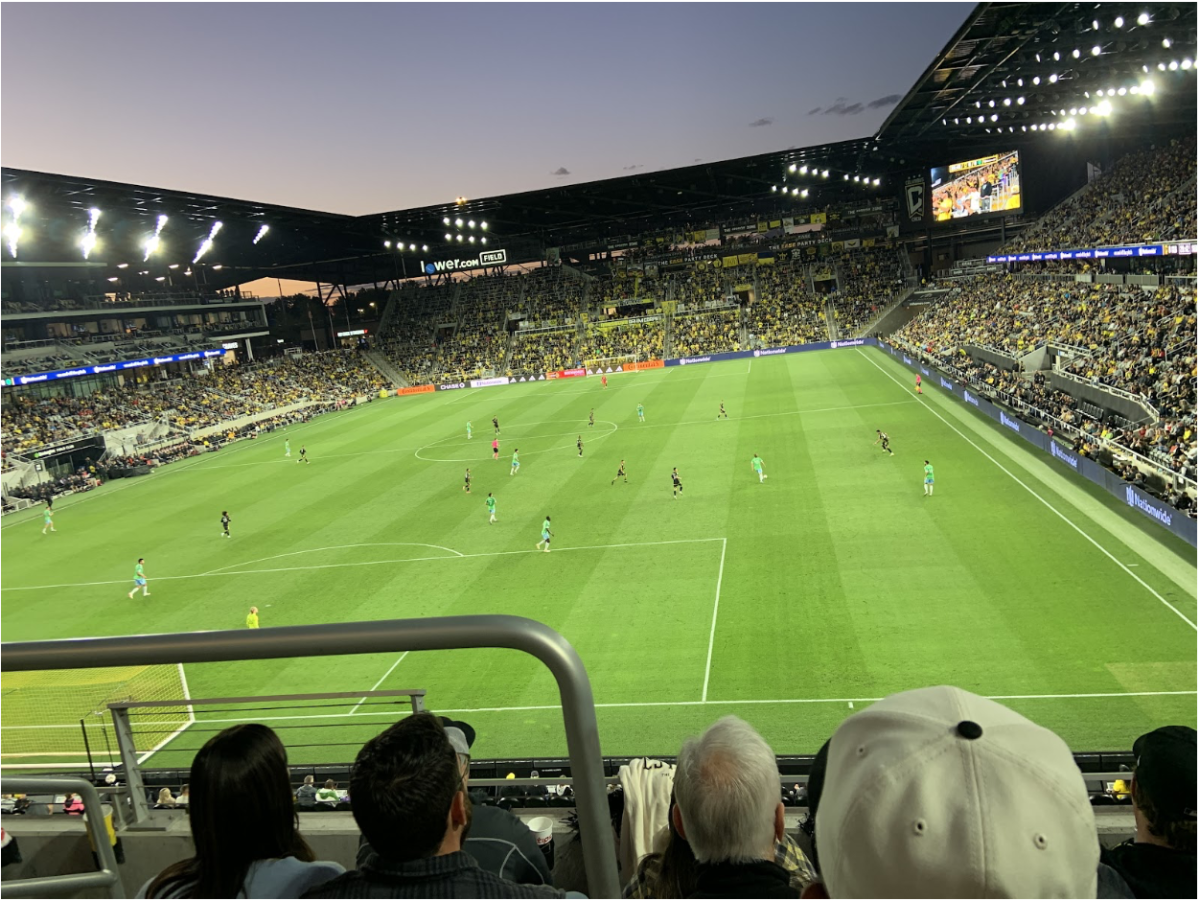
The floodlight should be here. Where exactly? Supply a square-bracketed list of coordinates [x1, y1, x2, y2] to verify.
[193, 220, 223, 264]
[409, 244, 416, 251]
[1062, 118, 1077, 131]
[1049, 74, 1058, 83]
[1163, 38, 1172, 48]
[989, 99, 995, 107]
[480, 238, 487, 245]
[422, 245, 429, 252]
[872, 178, 880, 186]
[853, 175, 860, 182]
[792, 188, 799, 195]
[169, 263, 179, 269]
[801, 189, 809, 197]
[1004, 97, 1012, 106]
[212, 264, 223, 270]
[1073, 48, 1081, 58]
[822, 170, 829, 178]
[1158, 62, 1167, 70]
[1118, 86, 1127, 95]
[1107, 87, 1117, 95]
[799, 165, 808, 174]
[1092, 45, 1102, 55]
[844, 174, 850, 180]
[1033, 76, 1041, 85]
[1017, 96, 1026, 104]
[1137, 13, 1150, 26]
[456, 234, 463, 242]
[1183, 58, 1193, 70]
[1140, 79, 1156, 95]
[1092, 19, 1100, 30]
[253, 225, 269, 245]
[155, 276, 166, 282]
[1054, 51, 1061, 61]
[468, 220, 475, 228]
[1097, 99, 1113, 116]
[107, 277, 118, 282]
[117, 262, 129, 269]
[480, 221, 487, 230]
[468, 235, 475, 243]
[384, 240, 391, 248]
[445, 233, 452, 241]
[772, 185, 778, 192]
[1114, 16, 1124, 28]
[443, 217, 451, 225]
[455, 218, 463, 227]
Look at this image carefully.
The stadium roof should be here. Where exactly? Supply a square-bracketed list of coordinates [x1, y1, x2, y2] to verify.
[879, 2, 1198, 146]
[2, 3, 1195, 294]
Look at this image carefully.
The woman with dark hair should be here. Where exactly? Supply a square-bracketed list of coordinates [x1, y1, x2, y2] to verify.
[138, 724, 343, 898]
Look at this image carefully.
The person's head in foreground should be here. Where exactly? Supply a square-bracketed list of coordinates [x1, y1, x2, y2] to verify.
[673, 715, 784, 865]
[348, 711, 472, 861]
[803, 685, 1100, 898]
[1130, 725, 1196, 853]
[145, 723, 323, 898]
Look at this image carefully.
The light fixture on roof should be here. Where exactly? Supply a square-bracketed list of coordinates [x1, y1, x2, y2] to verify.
[1140, 78, 1156, 95]
[445, 233, 452, 241]
[1097, 99, 1113, 116]
[1049, 74, 1058, 83]
[772, 185, 778, 191]
[192, 221, 222, 264]
[1092, 19, 1100, 30]
[1137, 12, 1151, 26]
[801, 188, 809, 197]
[872, 178, 880, 186]
[799, 165, 808, 174]
[1162, 37, 1172, 48]
[990, 113, 999, 121]
[1054, 51, 1061, 61]
[1017, 96, 1025, 104]
[443, 217, 451, 225]
[422, 245, 429, 252]
[212, 264, 223, 270]
[1118, 86, 1127, 95]
[480, 237, 487, 245]
[1183, 58, 1194, 70]
[409, 244, 416, 251]
[788, 164, 797, 172]
[253, 225, 269, 245]
[456, 234, 463, 242]
[1062, 117, 1077, 131]
[792, 187, 800, 195]
[155, 276, 166, 282]
[107, 276, 118, 282]
[5, 196, 26, 258]
[822, 169, 829, 178]
[1073, 48, 1081, 58]
[467, 220, 475, 228]
[1033, 76, 1041, 85]
[1092, 45, 1102, 55]
[468, 235, 475, 243]
[169, 263, 179, 269]
[1114, 16, 1124, 28]
[480, 221, 487, 230]
[989, 99, 995, 107]
[80, 208, 101, 260]
[384, 240, 391, 248]
[1004, 97, 1012, 105]
[1107, 87, 1117, 95]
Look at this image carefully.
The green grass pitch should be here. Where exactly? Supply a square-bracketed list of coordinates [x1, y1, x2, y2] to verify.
[2, 348, 1195, 769]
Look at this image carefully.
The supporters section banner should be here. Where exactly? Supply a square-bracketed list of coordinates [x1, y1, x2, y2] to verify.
[809, 213, 827, 224]
[876, 342, 1197, 547]
[396, 385, 435, 396]
[986, 242, 1193, 264]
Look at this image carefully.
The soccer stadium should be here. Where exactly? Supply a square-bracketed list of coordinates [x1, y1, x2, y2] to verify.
[1, 3, 1197, 898]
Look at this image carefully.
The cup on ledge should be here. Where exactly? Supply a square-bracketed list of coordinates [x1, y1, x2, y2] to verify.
[527, 815, 555, 869]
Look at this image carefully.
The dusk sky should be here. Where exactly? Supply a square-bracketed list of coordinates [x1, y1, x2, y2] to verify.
[2, 2, 974, 217]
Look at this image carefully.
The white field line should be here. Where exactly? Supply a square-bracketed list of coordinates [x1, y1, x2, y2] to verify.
[857, 350, 1197, 631]
[200, 542, 465, 577]
[12, 689, 1191, 730]
[1, 537, 727, 592]
[348, 653, 410, 715]
[701, 538, 727, 702]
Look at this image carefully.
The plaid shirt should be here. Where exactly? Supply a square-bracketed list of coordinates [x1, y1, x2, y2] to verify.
[622, 834, 816, 898]
[302, 850, 565, 900]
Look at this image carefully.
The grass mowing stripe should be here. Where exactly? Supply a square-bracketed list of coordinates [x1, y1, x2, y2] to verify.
[857, 349, 1197, 631]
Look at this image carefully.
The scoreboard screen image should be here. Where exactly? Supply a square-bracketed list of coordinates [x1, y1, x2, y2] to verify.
[931, 151, 1022, 222]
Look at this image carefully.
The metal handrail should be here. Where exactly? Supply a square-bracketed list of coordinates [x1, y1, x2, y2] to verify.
[0, 614, 621, 899]
[0, 776, 123, 899]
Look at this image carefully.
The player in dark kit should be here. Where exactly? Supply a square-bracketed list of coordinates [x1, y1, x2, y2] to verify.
[671, 467, 683, 498]
[463, 468, 472, 494]
[577, 435, 584, 457]
[297, 445, 310, 464]
[589, 409, 595, 428]
[611, 459, 628, 485]
[492, 417, 500, 435]
[221, 510, 231, 537]
[875, 429, 894, 456]
[718, 402, 728, 420]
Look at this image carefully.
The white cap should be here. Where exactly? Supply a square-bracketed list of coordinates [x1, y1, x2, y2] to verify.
[815, 686, 1099, 898]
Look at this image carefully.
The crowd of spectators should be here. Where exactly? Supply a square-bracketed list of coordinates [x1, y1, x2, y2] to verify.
[1004, 135, 1196, 252]
[829, 247, 906, 336]
[1, 351, 383, 454]
[66, 692, 1192, 898]
[582, 319, 666, 363]
[748, 261, 826, 348]
[507, 330, 579, 377]
[671, 310, 741, 357]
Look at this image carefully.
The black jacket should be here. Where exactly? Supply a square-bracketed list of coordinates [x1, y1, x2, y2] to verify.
[1101, 841, 1197, 899]
[688, 860, 798, 899]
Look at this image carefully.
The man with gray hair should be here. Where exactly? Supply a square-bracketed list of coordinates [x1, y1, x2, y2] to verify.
[672, 716, 796, 898]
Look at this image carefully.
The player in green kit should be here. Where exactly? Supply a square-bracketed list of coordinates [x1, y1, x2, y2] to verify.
[246, 606, 260, 629]
[510, 449, 520, 476]
[535, 515, 553, 552]
[285, 438, 291, 457]
[923, 460, 935, 496]
[637, 403, 645, 423]
[486, 493, 497, 524]
[751, 453, 767, 482]
[42, 503, 56, 534]
[466, 421, 472, 440]
[128, 558, 149, 598]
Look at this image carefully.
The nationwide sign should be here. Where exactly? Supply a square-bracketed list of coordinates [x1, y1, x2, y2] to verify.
[8, 349, 225, 386]
[421, 249, 507, 274]
[985, 241, 1196, 264]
